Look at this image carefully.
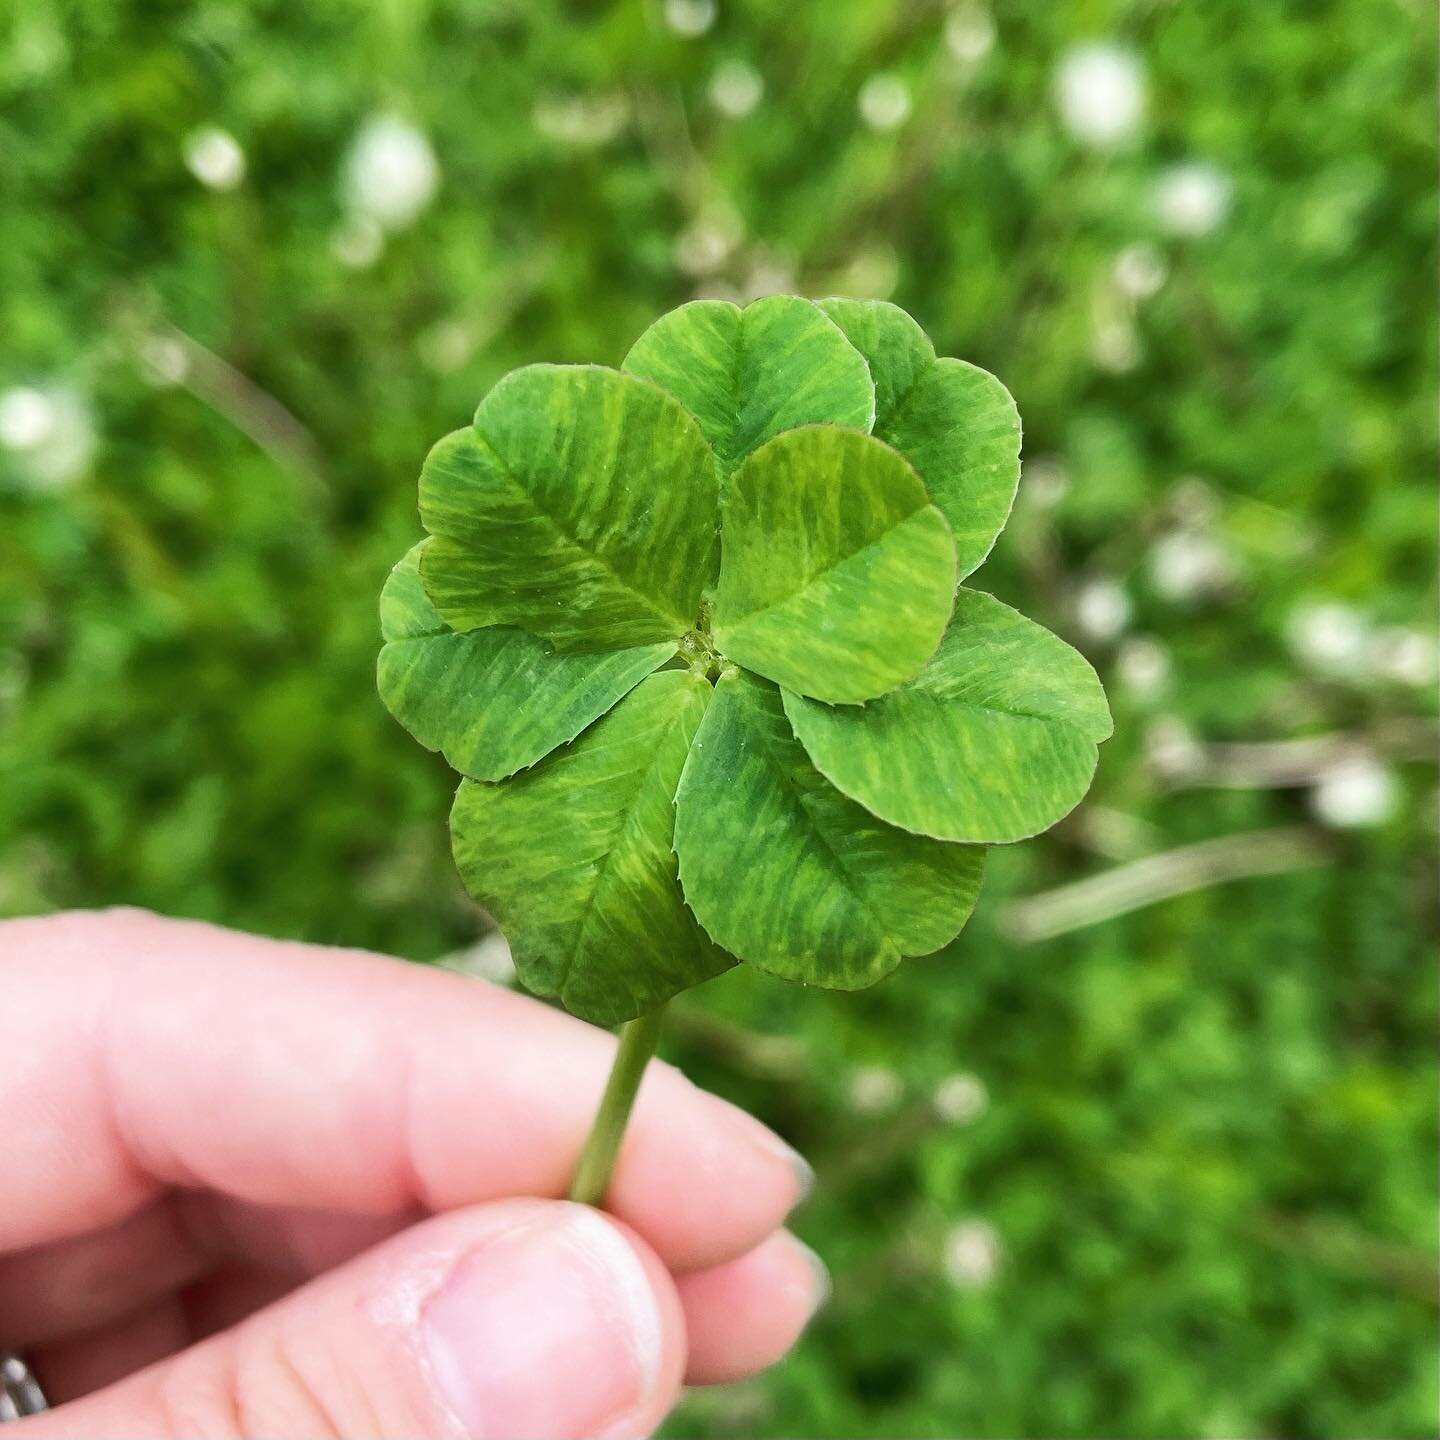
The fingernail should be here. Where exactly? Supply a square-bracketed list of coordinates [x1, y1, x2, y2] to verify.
[788, 1235, 832, 1321]
[786, 1146, 816, 1206]
[422, 1206, 664, 1440]
[713, 1098, 814, 1208]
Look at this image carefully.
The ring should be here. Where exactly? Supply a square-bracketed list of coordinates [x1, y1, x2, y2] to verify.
[0, 1352, 48, 1421]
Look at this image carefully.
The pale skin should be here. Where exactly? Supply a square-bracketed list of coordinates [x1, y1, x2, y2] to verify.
[0, 909, 826, 1439]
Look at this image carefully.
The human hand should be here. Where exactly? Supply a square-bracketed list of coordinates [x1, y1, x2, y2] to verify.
[0, 910, 825, 1438]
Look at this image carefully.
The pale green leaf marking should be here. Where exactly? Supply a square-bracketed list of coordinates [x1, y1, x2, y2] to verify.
[419, 365, 721, 650]
[378, 543, 673, 781]
[784, 588, 1113, 843]
[379, 538, 447, 642]
[819, 298, 1021, 579]
[622, 294, 875, 476]
[675, 671, 985, 987]
[450, 670, 733, 1026]
[711, 426, 957, 704]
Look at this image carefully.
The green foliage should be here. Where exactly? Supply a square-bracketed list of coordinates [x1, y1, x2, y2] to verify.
[450, 670, 730, 1025]
[711, 424, 958, 703]
[623, 295, 875, 474]
[674, 670, 986, 987]
[378, 542, 672, 782]
[784, 588, 1113, 843]
[385, 295, 1107, 1021]
[1, 1, 1434, 1435]
[819, 298, 1022, 578]
[419, 364, 721, 648]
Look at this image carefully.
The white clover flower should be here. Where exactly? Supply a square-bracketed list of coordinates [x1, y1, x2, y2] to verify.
[1054, 43, 1145, 148]
[1149, 530, 1236, 603]
[183, 126, 246, 190]
[848, 1064, 903, 1114]
[934, 1072, 988, 1124]
[709, 59, 763, 117]
[418, 318, 476, 375]
[330, 213, 385, 269]
[1074, 578, 1133, 642]
[674, 222, 734, 277]
[836, 243, 900, 300]
[945, 5, 996, 65]
[1155, 162, 1232, 237]
[1117, 636, 1172, 700]
[1286, 601, 1368, 677]
[35, 390, 96, 487]
[532, 93, 630, 147]
[344, 114, 439, 231]
[1168, 475, 1220, 527]
[738, 255, 797, 302]
[1371, 626, 1439, 689]
[1113, 243, 1167, 299]
[0, 384, 94, 488]
[1311, 755, 1398, 829]
[664, 0, 716, 37]
[0, 387, 54, 450]
[1092, 319, 1140, 373]
[943, 1219, 1002, 1288]
[1020, 454, 1069, 508]
[858, 73, 912, 132]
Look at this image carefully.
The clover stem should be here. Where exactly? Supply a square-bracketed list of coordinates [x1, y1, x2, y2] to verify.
[567, 1004, 667, 1206]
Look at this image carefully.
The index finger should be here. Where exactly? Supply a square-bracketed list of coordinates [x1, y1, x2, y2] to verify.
[1, 909, 808, 1272]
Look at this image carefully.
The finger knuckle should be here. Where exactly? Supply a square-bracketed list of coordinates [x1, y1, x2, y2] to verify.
[151, 1327, 346, 1440]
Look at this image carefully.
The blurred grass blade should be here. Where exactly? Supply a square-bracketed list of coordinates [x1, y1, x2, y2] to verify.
[1000, 826, 1333, 942]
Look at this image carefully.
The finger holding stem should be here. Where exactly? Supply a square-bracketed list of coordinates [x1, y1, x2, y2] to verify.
[569, 1006, 667, 1206]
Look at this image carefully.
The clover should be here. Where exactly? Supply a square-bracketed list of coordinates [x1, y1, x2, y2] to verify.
[378, 295, 1110, 1199]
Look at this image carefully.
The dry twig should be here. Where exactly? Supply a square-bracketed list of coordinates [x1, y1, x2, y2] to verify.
[999, 827, 1333, 943]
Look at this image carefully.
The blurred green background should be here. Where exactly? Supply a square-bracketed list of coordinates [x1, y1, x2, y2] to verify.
[2, 1, 1436, 1435]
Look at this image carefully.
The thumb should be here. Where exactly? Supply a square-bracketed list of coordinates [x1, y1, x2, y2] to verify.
[19, 1200, 687, 1440]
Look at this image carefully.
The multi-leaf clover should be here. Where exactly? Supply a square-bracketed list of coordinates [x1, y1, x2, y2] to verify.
[379, 295, 1111, 1027]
